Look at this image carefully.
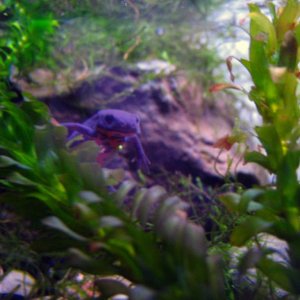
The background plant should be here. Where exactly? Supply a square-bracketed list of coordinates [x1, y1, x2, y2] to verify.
[0, 1, 58, 74]
[3, 0, 225, 89]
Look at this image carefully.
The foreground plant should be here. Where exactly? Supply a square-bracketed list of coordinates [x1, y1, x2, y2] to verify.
[212, 0, 300, 295]
[0, 3, 230, 299]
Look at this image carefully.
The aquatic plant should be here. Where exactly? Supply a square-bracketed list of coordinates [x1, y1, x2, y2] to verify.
[2, 0, 299, 298]
[4, 0, 224, 88]
[212, 0, 300, 295]
[0, 3, 229, 299]
[0, 1, 58, 74]
[0, 64, 229, 299]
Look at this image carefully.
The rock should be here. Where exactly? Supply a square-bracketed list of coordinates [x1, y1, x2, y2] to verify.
[230, 234, 290, 299]
[95, 276, 131, 298]
[12, 65, 268, 187]
[29, 68, 55, 85]
[136, 59, 176, 75]
[0, 270, 35, 298]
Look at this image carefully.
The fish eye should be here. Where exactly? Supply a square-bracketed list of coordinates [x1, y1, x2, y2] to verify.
[136, 117, 140, 123]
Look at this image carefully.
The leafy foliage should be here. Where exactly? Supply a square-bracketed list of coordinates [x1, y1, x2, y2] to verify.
[0, 3, 230, 299]
[0, 1, 58, 74]
[2, 0, 300, 298]
[4, 0, 223, 88]
[213, 0, 300, 295]
[0, 86, 230, 299]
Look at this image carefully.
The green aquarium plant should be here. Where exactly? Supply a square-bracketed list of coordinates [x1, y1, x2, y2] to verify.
[0, 3, 230, 299]
[212, 0, 300, 295]
[0, 1, 58, 74]
[7, 0, 300, 298]
[0, 73, 227, 299]
[3, 0, 224, 89]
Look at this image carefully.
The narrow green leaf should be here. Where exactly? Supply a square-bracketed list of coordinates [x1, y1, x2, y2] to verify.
[160, 215, 185, 247]
[219, 193, 241, 213]
[275, 0, 300, 42]
[42, 216, 88, 241]
[79, 163, 106, 193]
[114, 179, 136, 206]
[154, 196, 188, 229]
[295, 22, 300, 44]
[67, 248, 116, 275]
[135, 185, 167, 226]
[238, 247, 264, 275]
[248, 4, 278, 103]
[249, 38, 277, 102]
[131, 188, 148, 220]
[249, 12, 277, 55]
[21, 100, 49, 125]
[78, 191, 102, 203]
[268, 3, 277, 22]
[7, 172, 36, 186]
[258, 257, 300, 293]
[231, 217, 273, 246]
[277, 151, 300, 207]
[239, 189, 264, 213]
[240, 58, 251, 73]
[73, 203, 98, 221]
[182, 222, 207, 257]
[256, 125, 283, 170]
[244, 151, 274, 173]
[99, 216, 123, 228]
[0, 155, 30, 169]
